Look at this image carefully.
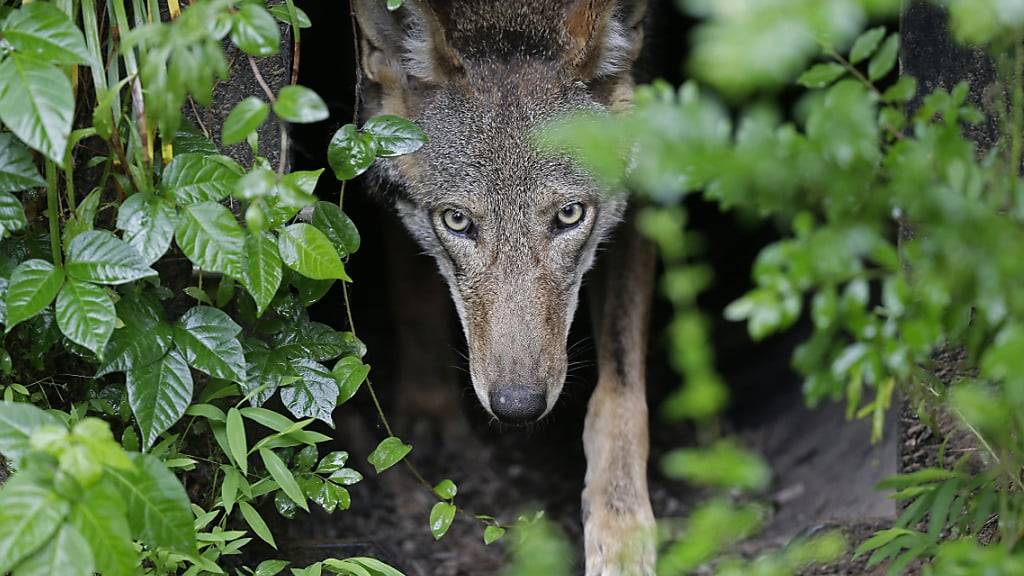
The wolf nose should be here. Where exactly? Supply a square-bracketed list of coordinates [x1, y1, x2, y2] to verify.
[490, 387, 546, 423]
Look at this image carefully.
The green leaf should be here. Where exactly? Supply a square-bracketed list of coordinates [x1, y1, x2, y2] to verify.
[362, 114, 427, 157]
[231, 3, 280, 57]
[0, 479, 69, 573]
[276, 321, 356, 361]
[278, 223, 350, 281]
[65, 230, 158, 285]
[367, 436, 412, 474]
[126, 347, 194, 450]
[327, 124, 376, 181]
[161, 153, 242, 205]
[0, 53, 74, 163]
[386, 0, 403, 10]
[106, 453, 196, 554]
[332, 356, 370, 405]
[796, 63, 846, 89]
[281, 358, 338, 425]
[12, 524, 93, 576]
[433, 479, 457, 500]
[69, 481, 136, 576]
[328, 468, 362, 486]
[260, 448, 309, 512]
[268, 4, 311, 28]
[0, 191, 28, 236]
[348, 558, 404, 576]
[241, 232, 283, 317]
[1, 3, 91, 65]
[242, 342, 296, 406]
[313, 480, 349, 513]
[273, 85, 328, 123]
[236, 167, 277, 200]
[429, 502, 456, 540]
[882, 76, 918, 103]
[174, 306, 247, 383]
[277, 169, 321, 208]
[0, 133, 45, 192]
[97, 314, 175, 377]
[55, 278, 115, 356]
[175, 201, 246, 279]
[315, 451, 349, 474]
[661, 441, 771, 491]
[483, 525, 506, 545]
[868, 33, 900, 81]
[5, 258, 63, 332]
[63, 187, 101, 245]
[255, 559, 291, 576]
[0, 401, 63, 466]
[238, 500, 277, 548]
[849, 26, 886, 64]
[222, 97, 270, 145]
[116, 192, 178, 266]
[226, 407, 249, 475]
[293, 445, 318, 471]
[312, 201, 360, 256]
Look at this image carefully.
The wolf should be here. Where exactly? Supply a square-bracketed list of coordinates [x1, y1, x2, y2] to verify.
[351, 1, 657, 573]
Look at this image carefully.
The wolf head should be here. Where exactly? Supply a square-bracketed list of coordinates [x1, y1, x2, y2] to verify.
[353, 0, 647, 423]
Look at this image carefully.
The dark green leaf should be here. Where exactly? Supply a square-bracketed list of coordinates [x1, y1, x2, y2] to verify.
[362, 114, 427, 157]
[175, 201, 246, 279]
[260, 448, 309, 512]
[0, 53, 74, 163]
[315, 451, 349, 474]
[367, 436, 412, 474]
[5, 258, 63, 332]
[241, 232, 283, 316]
[868, 34, 899, 81]
[65, 230, 158, 285]
[276, 321, 353, 361]
[796, 63, 846, 89]
[116, 192, 178, 266]
[312, 201, 360, 256]
[63, 187, 101, 245]
[332, 356, 369, 405]
[106, 453, 196, 554]
[849, 26, 886, 64]
[223, 97, 270, 145]
[1, 3, 91, 65]
[242, 343, 296, 407]
[97, 321, 175, 377]
[174, 306, 246, 383]
[0, 191, 28, 236]
[0, 133, 45, 192]
[293, 445, 318, 472]
[161, 153, 242, 205]
[55, 278, 115, 356]
[280, 358, 338, 425]
[231, 3, 280, 57]
[238, 500, 277, 548]
[278, 223, 350, 280]
[327, 124, 376, 181]
[12, 523, 93, 576]
[429, 502, 456, 540]
[126, 347, 193, 450]
[69, 481, 136, 576]
[314, 480, 349, 513]
[0, 478, 69, 573]
[273, 85, 328, 123]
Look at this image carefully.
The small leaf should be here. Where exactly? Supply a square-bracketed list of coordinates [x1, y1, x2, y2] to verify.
[235, 167, 277, 200]
[796, 63, 846, 89]
[312, 201, 360, 256]
[5, 259, 63, 332]
[315, 451, 349, 474]
[278, 223, 350, 280]
[849, 26, 886, 64]
[240, 232, 283, 317]
[1, 3, 91, 65]
[277, 169, 321, 208]
[161, 153, 242, 205]
[106, 453, 197, 554]
[882, 76, 918, 103]
[433, 479, 457, 500]
[0, 133, 45, 192]
[231, 4, 280, 57]
[328, 468, 363, 486]
[55, 278, 116, 356]
[332, 356, 370, 405]
[126, 347, 194, 450]
[116, 192, 178, 266]
[868, 34, 900, 81]
[65, 230, 157, 285]
[223, 97, 270, 145]
[268, 4, 311, 28]
[367, 436, 412, 474]
[238, 501, 277, 548]
[175, 202, 246, 279]
[363, 114, 427, 157]
[429, 502, 456, 540]
[260, 448, 309, 512]
[226, 407, 249, 475]
[483, 525, 506, 545]
[327, 124, 376, 181]
[273, 85, 328, 123]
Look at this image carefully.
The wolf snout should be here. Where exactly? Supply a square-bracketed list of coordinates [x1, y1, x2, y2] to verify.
[489, 386, 547, 424]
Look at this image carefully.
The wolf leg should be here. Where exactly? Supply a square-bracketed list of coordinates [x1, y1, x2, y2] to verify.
[583, 216, 657, 576]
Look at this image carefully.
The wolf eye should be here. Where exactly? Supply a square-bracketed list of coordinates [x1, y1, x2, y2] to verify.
[442, 209, 472, 234]
[555, 202, 585, 229]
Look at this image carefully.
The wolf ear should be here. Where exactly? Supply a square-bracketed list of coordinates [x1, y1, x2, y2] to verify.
[351, 0, 461, 88]
[564, 0, 647, 81]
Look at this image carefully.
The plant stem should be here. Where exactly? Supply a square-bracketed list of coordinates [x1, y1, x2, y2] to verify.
[45, 161, 63, 267]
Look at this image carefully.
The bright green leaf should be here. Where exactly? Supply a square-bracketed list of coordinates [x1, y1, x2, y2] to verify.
[231, 3, 280, 57]
[0, 53, 74, 163]
[327, 124, 376, 181]
[429, 502, 456, 540]
[175, 201, 246, 279]
[849, 26, 886, 64]
[0, 478, 69, 573]
[332, 356, 369, 405]
[260, 447, 309, 512]
[312, 201, 360, 256]
[796, 63, 846, 89]
[226, 407, 249, 475]
[868, 33, 899, 81]
[433, 479, 457, 500]
[106, 453, 196, 554]
[273, 85, 328, 124]
[362, 114, 427, 157]
[69, 481, 136, 576]
[238, 500, 277, 548]
[1, 3, 91, 65]
[12, 524, 93, 576]
[278, 223, 349, 280]
[0, 191, 28, 236]
[161, 153, 242, 205]
[5, 259, 63, 332]
[223, 97, 270, 145]
[241, 232, 283, 317]
[367, 436, 412, 474]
